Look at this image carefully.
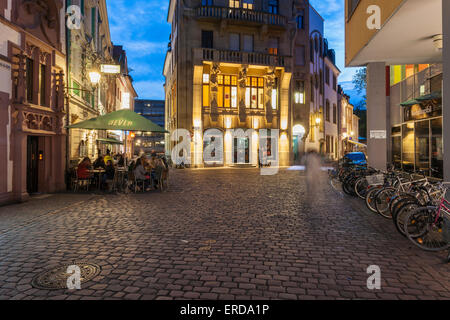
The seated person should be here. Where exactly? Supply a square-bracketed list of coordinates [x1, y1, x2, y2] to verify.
[77, 157, 92, 180]
[133, 158, 151, 191]
[153, 157, 167, 189]
[104, 149, 113, 165]
[117, 154, 125, 167]
[93, 155, 106, 169]
[103, 160, 116, 191]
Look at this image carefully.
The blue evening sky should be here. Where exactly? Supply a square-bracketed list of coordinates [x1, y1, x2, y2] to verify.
[106, 0, 363, 104]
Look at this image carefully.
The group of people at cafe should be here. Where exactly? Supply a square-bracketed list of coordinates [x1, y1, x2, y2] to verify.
[76, 149, 168, 192]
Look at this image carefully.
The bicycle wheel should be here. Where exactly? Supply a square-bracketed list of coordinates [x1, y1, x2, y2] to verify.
[404, 206, 450, 252]
[375, 187, 396, 219]
[365, 187, 383, 213]
[355, 177, 369, 199]
[394, 200, 419, 237]
[389, 193, 417, 218]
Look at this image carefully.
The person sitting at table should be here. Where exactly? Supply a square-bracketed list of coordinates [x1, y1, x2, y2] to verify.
[93, 155, 106, 169]
[77, 157, 92, 180]
[117, 154, 125, 167]
[103, 160, 116, 192]
[133, 158, 151, 191]
[153, 157, 167, 189]
[104, 149, 113, 165]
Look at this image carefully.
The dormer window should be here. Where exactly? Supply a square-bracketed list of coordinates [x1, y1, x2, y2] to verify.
[268, 0, 279, 14]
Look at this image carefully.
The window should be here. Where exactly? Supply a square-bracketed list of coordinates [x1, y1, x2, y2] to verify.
[245, 76, 264, 109]
[229, 0, 239, 8]
[296, 15, 303, 29]
[333, 104, 337, 124]
[295, 45, 305, 66]
[268, 38, 279, 55]
[271, 78, 278, 110]
[243, 0, 254, 9]
[202, 0, 213, 5]
[26, 58, 34, 103]
[230, 33, 240, 51]
[315, 37, 319, 53]
[268, 0, 278, 14]
[203, 73, 210, 107]
[218, 75, 237, 108]
[202, 30, 214, 48]
[310, 78, 314, 102]
[319, 70, 323, 94]
[39, 64, 46, 106]
[325, 100, 330, 122]
[310, 39, 314, 62]
[243, 35, 254, 52]
[294, 81, 305, 104]
[325, 66, 330, 85]
[333, 75, 337, 91]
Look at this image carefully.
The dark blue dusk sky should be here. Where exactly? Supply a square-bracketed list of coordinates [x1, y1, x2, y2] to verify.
[106, 0, 362, 104]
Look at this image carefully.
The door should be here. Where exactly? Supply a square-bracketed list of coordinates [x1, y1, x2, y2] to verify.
[233, 137, 250, 164]
[27, 136, 39, 194]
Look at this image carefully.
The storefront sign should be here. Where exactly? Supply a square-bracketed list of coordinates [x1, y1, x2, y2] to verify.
[370, 130, 386, 139]
[404, 100, 442, 122]
[0, 62, 11, 70]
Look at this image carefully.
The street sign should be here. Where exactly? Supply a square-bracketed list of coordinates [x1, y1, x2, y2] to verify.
[370, 130, 387, 139]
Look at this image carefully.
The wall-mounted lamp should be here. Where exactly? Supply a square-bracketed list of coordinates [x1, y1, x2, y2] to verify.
[89, 71, 101, 85]
[432, 34, 443, 50]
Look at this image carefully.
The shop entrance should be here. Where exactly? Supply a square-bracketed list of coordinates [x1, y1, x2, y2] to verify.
[27, 136, 39, 194]
[233, 137, 250, 164]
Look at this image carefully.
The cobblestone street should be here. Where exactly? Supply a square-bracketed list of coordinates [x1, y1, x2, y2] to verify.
[0, 168, 449, 300]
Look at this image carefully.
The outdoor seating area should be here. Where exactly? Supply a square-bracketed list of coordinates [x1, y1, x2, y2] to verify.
[70, 152, 170, 194]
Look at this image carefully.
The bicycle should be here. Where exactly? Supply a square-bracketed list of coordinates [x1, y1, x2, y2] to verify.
[404, 183, 450, 259]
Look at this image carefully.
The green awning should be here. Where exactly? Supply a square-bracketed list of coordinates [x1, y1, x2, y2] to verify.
[97, 138, 123, 145]
[400, 99, 420, 106]
[67, 109, 168, 133]
[416, 91, 442, 101]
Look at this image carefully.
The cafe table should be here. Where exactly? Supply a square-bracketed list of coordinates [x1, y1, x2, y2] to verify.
[88, 169, 106, 190]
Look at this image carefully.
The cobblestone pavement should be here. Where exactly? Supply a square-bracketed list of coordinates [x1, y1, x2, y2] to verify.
[0, 168, 449, 300]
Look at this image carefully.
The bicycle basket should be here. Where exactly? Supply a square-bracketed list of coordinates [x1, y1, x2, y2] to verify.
[366, 174, 384, 186]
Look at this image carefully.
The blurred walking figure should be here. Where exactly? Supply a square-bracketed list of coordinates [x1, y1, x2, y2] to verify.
[304, 150, 323, 201]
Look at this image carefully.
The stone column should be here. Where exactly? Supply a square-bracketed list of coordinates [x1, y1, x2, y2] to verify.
[443, 0, 450, 181]
[366, 62, 388, 170]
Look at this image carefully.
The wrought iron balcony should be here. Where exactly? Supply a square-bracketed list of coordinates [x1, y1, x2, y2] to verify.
[196, 6, 286, 27]
[194, 48, 292, 69]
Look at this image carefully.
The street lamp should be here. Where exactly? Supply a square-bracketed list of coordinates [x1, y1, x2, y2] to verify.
[89, 71, 101, 85]
[315, 117, 321, 125]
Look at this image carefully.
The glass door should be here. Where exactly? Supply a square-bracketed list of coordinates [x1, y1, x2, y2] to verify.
[431, 118, 443, 179]
[415, 120, 430, 175]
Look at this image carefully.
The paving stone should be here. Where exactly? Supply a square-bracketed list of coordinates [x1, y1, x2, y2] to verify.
[0, 169, 447, 300]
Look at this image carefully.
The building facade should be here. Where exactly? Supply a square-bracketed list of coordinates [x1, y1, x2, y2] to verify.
[67, 1, 137, 166]
[112, 45, 138, 159]
[345, 0, 447, 179]
[0, 0, 67, 204]
[67, 0, 116, 166]
[134, 99, 165, 155]
[390, 64, 442, 178]
[337, 89, 361, 156]
[164, 0, 339, 167]
[323, 52, 340, 160]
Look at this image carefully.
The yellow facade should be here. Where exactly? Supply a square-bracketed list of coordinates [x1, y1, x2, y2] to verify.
[345, 0, 403, 66]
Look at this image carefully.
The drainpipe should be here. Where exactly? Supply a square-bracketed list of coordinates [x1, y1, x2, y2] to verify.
[65, 0, 71, 179]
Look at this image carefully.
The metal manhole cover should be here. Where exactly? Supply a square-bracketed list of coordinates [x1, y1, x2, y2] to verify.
[31, 262, 101, 290]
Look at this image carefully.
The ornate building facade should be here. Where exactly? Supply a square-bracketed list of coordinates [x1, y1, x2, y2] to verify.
[164, 0, 339, 167]
[67, 0, 115, 165]
[0, 0, 67, 203]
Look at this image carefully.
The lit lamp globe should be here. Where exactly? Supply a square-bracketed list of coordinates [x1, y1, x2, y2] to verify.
[89, 71, 101, 85]
[315, 117, 321, 125]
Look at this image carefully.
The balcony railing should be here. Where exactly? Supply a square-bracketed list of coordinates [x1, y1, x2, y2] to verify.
[195, 48, 292, 69]
[196, 6, 286, 26]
